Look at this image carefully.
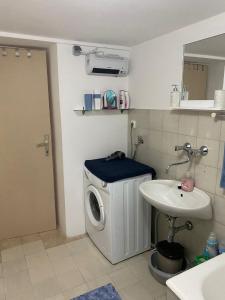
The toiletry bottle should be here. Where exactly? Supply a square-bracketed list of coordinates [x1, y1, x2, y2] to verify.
[119, 90, 125, 109]
[124, 91, 130, 109]
[181, 172, 195, 192]
[206, 232, 218, 258]
[182, 86, 189, 101]
[219, 240, 225, 254]
[93, 89, 102, 110]
[170, 85, 180, 107]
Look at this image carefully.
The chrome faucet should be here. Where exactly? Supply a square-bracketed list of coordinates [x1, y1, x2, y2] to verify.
[166, 142, 208, 173]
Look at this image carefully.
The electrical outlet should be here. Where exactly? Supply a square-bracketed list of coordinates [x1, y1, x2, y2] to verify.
[131, 120, 136, 128]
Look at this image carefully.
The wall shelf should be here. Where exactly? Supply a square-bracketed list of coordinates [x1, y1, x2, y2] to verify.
[73, 108, 129, 115]
[169, 107, 225, 119]
[169, 106, 225, 112]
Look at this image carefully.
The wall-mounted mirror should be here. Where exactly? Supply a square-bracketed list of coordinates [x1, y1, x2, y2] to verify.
[182, 34, 225, 106]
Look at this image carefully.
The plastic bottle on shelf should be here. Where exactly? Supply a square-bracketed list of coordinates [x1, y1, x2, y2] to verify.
[170, 84, 180, 107]
[205, 232, 218, 258]
[219, 240, 225, 254]
[119, 90, 125, 109]
[124, 91, 130, 109]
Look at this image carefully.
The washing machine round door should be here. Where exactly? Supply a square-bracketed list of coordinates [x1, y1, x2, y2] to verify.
[86, 185, 105, 230]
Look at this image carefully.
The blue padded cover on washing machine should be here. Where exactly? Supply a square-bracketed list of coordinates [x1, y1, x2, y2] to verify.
[84, 158, 156, 183]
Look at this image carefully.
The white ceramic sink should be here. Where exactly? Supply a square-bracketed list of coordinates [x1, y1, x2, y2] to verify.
[167, 253, 225, 300]
[139, 180, 212, 220]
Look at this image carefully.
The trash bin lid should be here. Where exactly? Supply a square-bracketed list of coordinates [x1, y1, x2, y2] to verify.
[156, 240, 184, 260]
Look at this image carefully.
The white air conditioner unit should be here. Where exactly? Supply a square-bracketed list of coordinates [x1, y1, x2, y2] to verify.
[86, 53, 129, 77]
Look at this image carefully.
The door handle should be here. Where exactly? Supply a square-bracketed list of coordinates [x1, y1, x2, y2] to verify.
[37, 134, 49, 156]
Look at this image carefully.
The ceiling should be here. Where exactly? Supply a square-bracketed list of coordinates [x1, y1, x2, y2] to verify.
[1, 0, 225, 46]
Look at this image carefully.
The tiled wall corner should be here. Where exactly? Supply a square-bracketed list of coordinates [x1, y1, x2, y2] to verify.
[128, 109, 225, 258]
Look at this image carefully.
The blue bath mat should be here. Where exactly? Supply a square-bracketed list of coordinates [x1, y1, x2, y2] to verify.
[72, 283, 122, 300]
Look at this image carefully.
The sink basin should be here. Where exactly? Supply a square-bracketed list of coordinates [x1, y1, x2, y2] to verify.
[139, 180, 212, 219]
[167, 253, 225, 300]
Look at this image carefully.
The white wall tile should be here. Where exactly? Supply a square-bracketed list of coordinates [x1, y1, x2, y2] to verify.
[220, 120, 225, 141]
[149, 110, 163, 131]
[213, 196, 225, 226]
[196, 138, 220, 168]
[212, 221, 225, 241]
[195, 164, 217, 194]
[198, 113, 221, 140]
[178, 134, 197, 148]
[215, 169, 225, 198]
[218, 142, 224, 169]
[179, 112, 198, 136]
[175, 160, 195, 180]
[147, 148, 163, 173]
[129, 109, 225, 259]
[148, 130, 162, 152]
[162, 132, 178, 156]
[162, 111, 179, 133]
[129, 109, 150, 129]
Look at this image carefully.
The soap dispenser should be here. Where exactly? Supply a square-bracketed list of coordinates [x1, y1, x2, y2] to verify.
[170, 85, 180, 107]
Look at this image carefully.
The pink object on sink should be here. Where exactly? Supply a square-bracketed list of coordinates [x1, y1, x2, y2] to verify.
[181, 178, 195, 192]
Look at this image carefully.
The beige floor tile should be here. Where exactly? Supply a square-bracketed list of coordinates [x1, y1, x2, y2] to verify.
[26, 251, 49, 269]
[22, 240, 45, 256]
[51, 256, 77, 275]
[2, 257, 27, 276]
[141, 276, 166, 295]
[1, 245, 24, 262]
[57, 268, 84, 291]
[0, 235, 166, 300]
[5, 287, 36, 300]
[46, 294, 65, 300]
[142, 250, 150, 261]
[47, 245, 70, 260]
[40, 231, 66, 249]
[87, 274, 112, 290]
[66, 237, 93, 256]
[5, 270, 32, 298]
[154, 294, 167, 300]
[63, 283, 88, 300]
[126, 256, 152, 279]
[120, 281, 155, 300]
[109, 266, 140, 290]
[0, 277, 5, 296]
[28, 264, 55, 285]
[65, 234, 87, 244]
[120, 278, 166, 300]
[0, 264, 2, 277]
[0, 238, 21, 251]
[77, 256, 111, 282]
[21, 234, 41, 245]
[33, 277, 61, 299]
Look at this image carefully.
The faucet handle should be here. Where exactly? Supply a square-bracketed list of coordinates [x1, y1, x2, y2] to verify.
[183, 142, 192, 151]
[199, 145, 208, 156]
[175, 143, 191, 151]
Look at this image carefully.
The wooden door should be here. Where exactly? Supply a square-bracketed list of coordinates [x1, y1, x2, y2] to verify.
[0, 48, 56, 239]
[183, 62, 208, 100]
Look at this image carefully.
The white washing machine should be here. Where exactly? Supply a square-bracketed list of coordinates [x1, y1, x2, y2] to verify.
[84, 158, 155, 264]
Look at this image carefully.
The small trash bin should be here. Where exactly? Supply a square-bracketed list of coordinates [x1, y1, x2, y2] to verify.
[156, 240, 184, 274]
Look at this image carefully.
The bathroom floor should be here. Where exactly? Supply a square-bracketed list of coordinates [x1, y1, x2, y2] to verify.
[0, 232, 166, 300]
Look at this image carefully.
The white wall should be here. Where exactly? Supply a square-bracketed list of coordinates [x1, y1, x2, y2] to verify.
[56, 44, 129, 236]
[129, 12, 225, 109]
